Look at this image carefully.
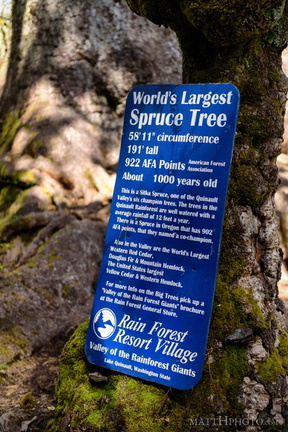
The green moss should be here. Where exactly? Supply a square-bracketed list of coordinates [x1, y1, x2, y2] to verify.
[0, 161, 36, 190]
[218, 246, 247, 285]
[257, 333, 288, 382]
[49, 317, 255, 431]
[25, 260, 39, 268]
[0, 188, 37, 237]
[186, 219, 268, 418]
[0, 319, 28, 358]
[17, 170, 38, 184]
[0, 118, 38, 237]
[211, 280, 266, 342]
[226, 132, 273, 208]
[111, 376, 182, 432]
[278, 333, 288, 358]
[186, 345, 251, 421]
[47, 321, 103, 431]
[0, 197, 22, 235]
[0, 326, 28, 363]
[1, 329, 28, 351]
[0, 364, 8, 370]
[257, 349, 285, 382]
[0, 110, 21, 154]
[62, 284, 70, 298]
[0, 345, 13, 357]
[210, 211, 267, 341]
[48, 254, 61, 263]
[44, 291, 53, 304]
[182, 0, 286, 52]
[20, 392, 35, 410]
[0, 161, 11, 178]
[48, 322, 188, 432]
[0, 186, 21, 213]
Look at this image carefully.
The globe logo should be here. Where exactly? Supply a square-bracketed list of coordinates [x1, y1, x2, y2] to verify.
[93, 308, 117, 339]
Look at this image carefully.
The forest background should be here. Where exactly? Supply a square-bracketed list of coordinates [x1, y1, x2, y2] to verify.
[1, 0, 288, 431]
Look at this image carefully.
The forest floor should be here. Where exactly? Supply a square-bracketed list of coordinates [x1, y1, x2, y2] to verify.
[0, 352, 59, 431]
[0, 346, 61, 431]
[1, 276, 288, 432]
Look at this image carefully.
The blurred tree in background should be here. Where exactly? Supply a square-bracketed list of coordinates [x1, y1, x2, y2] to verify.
[2, 1, 288, 431]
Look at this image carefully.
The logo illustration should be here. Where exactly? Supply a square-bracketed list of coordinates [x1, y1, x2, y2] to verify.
[93, 308, 117, 339]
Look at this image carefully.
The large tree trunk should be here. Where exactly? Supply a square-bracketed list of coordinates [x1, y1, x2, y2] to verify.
[124, 0, 288, 426]
[49, 3, 288, 432]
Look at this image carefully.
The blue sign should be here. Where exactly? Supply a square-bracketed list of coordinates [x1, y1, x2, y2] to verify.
[85, 84, 240, 390]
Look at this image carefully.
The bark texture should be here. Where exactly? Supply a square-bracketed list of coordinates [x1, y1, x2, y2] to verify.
[122, 0, 288, 427]
[51, 1, 288, 431]
[0, 0, 181, 360]
[0, 0, 182, 430]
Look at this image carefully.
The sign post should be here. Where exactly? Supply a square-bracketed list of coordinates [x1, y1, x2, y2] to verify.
[85, 84, 240, 390]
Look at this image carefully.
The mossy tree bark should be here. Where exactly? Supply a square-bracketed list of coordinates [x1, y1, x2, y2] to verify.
[124, 0, 288, 425]
[48, 1, 288, 432]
